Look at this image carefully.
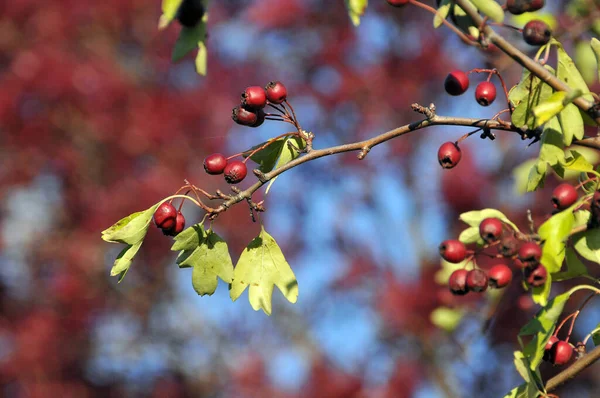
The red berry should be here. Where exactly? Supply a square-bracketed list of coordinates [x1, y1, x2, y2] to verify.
[386, 0, 410, 6]
[232, 106, 258, 126]
[466, 269, 488, 292]
[224, 160, 248, 184]
[549, 341, 573, 366]
[479, 218, 504, 243]
[506, 0, 545, 15]
[437, 142, 462, 169]
[523, 20, 552, 46]
[252, 108, 266, 128]
[176, 0, 205, 27]
[487, 264, 512, 288]
[154, 202, 178, 230]
[164, 211, 186, 236]
[439, 240, 467, 263]
[543, 336, 559, 361]
[265, 81, 287, 104]
[448, 269, 469, 296]
[551, 183, 578, 210]
[204, 153, 228, 175]
[475, 81, 497, 106]
[241, 86, 267, 109]
[444, 70, 470, 96]
[518, 242, 542, 265]
[498, 235, 519, 257]
[525, 264, 548, 287]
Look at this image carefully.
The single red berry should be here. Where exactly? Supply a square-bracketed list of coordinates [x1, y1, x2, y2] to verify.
[204, 153, 228, 175]
[176, 0, 205, 27]
[386, 0, 410, 6]
[475, 81, 497, 106]
[506, 0, 545, 15]
[518, 242, 542, 266]
[543, 336, 559, 362]
[224, 160, 248, 184]
[549, 341, 573, 366]
[523, 20, 552, 46]
[439, 240, 467, 263]
[498, 235, 519, 257]
[479, 218, 504, 243]
[252, 108, 266, 128]
[487, 264, 512, 288]
[525, 264, 548, 287]
[444, 70, 470, 96]
[466, 269, 488, 292]
[154, 202, 178, 230]
[232, 106, 258, 126]
[265, 81, 287, 104]
[164, 211, 186, 236]
[551, 183, 578, 210]
[241, 86, 267, 109]
[437, 142, 462, 169]
[448, 269, 469, 296]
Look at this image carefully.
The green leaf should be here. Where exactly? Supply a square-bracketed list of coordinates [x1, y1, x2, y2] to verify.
[195, 41, 207, 76]
[502, 382, 539, 398]
[172, 22, 207, 62]
[469, 0, 504, 23]
[574, 209, 591, 228]
[458, 226, 483, 245]
[245, 138, 288, 173]
[172, 224, 234, 296]
[512, 159, 537, 195]
[433, 0, 452, 28]
[345, 0, 368, 27]
[101, 205, 159, 245]
[591, 38, 600, 82]
[265, 136, 306, 194]
[592, 324, 600, 346]
[459, 209, 520, 232]
[110, 242, 142, 279]
[575, 39, 598, 84]
[511, 66, 555, 129]
[561, 150, 593, 172]
[538, 208, 574, 273]
[532, 91, 566, 127]
[557, 42, 594, 103]
[430, 307, 464, 332]
[573, 229, 600, 264]
[230, 226, 298, 315]
[539, 117, 565, 168]
[531, 273, 551, 306]
[559, 102, 585, 145]
[159, 0, 184, 29]
[527, 160, 547, 192]
[553, 248, 588, 281]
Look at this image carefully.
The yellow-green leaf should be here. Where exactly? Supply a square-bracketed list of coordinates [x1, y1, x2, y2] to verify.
[101, 205, 158, 245]
[430, 307, 464, 332]
[159, 0, 184, 29]
[591, 38, 600, 82]
[470, 0, 504, 23]
[434, 0, 452, 28]
[345, 0, 368, 27]
[532, 91, 566, 127]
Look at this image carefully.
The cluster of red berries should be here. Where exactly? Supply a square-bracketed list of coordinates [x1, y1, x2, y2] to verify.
[232, 82, 287, 127]
[203, 153, 248, 185]
[543, 336, 574, 366]
[153, 202, 186, 236]
[444, 70, 497, 106]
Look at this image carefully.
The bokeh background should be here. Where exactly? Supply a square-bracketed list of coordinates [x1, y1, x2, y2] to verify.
[0, 0, 599, 397]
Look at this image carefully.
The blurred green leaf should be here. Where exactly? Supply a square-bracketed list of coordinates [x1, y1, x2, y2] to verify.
[575, 40, 598, 84]
[430, 307, 464, 332]
[458, 226, 483, 245]
[553, 248, 588, 281]
[172, 20, 206, 62]
[470, 0, 504, 23]
[195, 41, 207, 75]
[159, 0, 184, 29]
[459, 209, 520, 232]
[512, 158, 537, 195]
[527, 160, 547, 192]
[434, 258, 469, 285]
[434, 0, 452, 28]
[573, 229, 600, 264]
[345, 0, 368, 27]
[591, 38, 600, 82]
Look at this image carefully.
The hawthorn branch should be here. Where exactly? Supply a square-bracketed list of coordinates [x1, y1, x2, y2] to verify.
[453, 0, 600, 126]
[545, 345, 600, 392]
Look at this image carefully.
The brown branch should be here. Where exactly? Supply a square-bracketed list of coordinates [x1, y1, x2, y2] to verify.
[453, 0, 600, 126]
[546, 345, 600, 392]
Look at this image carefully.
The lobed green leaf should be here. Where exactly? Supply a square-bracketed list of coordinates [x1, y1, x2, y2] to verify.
[101, 205, 158, 245]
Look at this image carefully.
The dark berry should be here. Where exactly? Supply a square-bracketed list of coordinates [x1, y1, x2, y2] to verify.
[551, 183, 578, 210]
[488, 264, 512, 288]
[523, 20, 552, 46]
[439, 240, 467, 263]
[176, 0, 205, 28]
[448, 269, 469, 296]
[525, 264, 548, 287]
[164, 211, 186, 236]
[444, 70, 470, 96]
[204, 153, 228, 175]
[241, 86, 267, 110]
[437, 142, 462, 169]
[252, 108, 266, 128]
[154, 202, 178, 230]
[265, 81, 287, 104]
[232, 106, 258, 126]
[224, 160, 248, 184]
[479, 218, 504, 243]
[506, 0, 545, 15]
[518, 242, 542, 266]
[543, 336, 559, 362]
[549, 341, 573, 366]
[466, 269, 488, 292]
[475, 81, 497, 106]
[498, 235, 519, 257]
[386, 0, 410, 6]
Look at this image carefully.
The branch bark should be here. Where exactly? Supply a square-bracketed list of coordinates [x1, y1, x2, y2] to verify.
[546, 345, 600, 392]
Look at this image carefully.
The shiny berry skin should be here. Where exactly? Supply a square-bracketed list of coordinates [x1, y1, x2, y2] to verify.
[523, 20, 552, 46]
[164, 211, 186, 236]
[551, 183, 578, 210]
[549, 341, 573, 366]
[479, 218, 504, 243]
[475, 81, 497, 106]
[176, 0, 205, 27]
[506, 0, 545, 15]
[525, 264, 548, 287]
[466, 269, 488, 292]
[387, 0, 410, 6]
[448, 269, 469, 296]
[224, 160, 248, 184]
[252, 108, 266, 128]
[232, 106, 258, 126]
[498, 235, 519, 257]
[242, 86, 267, 109]
[265, 81, 287, 104]
[154, 202, 178, 230]
[518, 242, 542, 266]
[543, 336, 559, 361]
[487, 264, 512, 288]
[439, 240, 467, 263]
[444, 70, 470, 96]
[204, 153, 228, 175]
[437, 142, 462, 169]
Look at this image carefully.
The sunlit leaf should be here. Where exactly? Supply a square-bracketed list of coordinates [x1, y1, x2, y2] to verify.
[557, 42, 594, 102]
[573, 229, 600, 264]
[101, 205, 159, 245]
[459, 209, 520, 232]
[591, 38, 600, 82]
[538, 207, 574, 273]
[265, 136, 305, 194]
[532, 91, 566, 127]
[553, 248, 588, 281]
[430, 307, 464, 332]
[159, 0, 184, 29]
[345, 0, 368, 27]
[434, 0, 452, 28]
[470, 0, 504, 23]
[110, 241, 142, 279]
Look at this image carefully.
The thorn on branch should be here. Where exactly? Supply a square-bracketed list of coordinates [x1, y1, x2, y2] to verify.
[357, 146, 370, 160]
[411, 103, 436, 119]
